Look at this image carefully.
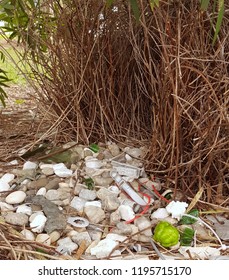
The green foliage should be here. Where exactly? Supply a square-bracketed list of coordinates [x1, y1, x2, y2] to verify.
[83, 178, 95, 190]
[89, 143, 100, 153]
[180, 227, 195, 246]
[180, 209, 199, 225]
[0, 50, 11, 107]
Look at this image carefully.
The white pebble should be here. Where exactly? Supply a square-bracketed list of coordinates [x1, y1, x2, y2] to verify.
[79, 189, 97, 201]
[29, 211, 44, 222]
[118, 205, 135, 221]
[36, 187, 47, 196]
[16, 204, 32, 215]
[21, 229, 35, 241]
[56, 237, 78, 255]
[0, 173, 15, 184]
[85, 158, 103, 169]
[90, 239, 118, 258]
[106, 233, 127, 242]
[84, 201, 102, 208]
[134, 216, 152, 237]
[70, 197, 86, 212]
[0, 181, 10, 192]
[36, 234, 51, 245]
[49, 231, 61, 243]
[23, 161, 38, 170]
[30, 214, 47, 233]
[0, 202, 14, 211]
[151, 208, 169, 219]
[5, 191, 26, 204]
[53, 163, 73, 178]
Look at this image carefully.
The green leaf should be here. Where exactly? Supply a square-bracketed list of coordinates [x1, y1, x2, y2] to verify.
[128, 0, 140, 21]
[212, 2, 224, 46]
[89, 143, 99, 153]
[106, 0, 114, 8]
[84, 177, 95, 190]
[150, 0, 160, 11]
[180, 227, 194, 246]
[200, 0, 210, 10]
[180, 209, 199, 225]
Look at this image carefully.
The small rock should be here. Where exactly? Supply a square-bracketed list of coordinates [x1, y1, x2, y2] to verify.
[151, 208, 169, 219]
[85, 158, 103, 169]
[93, 176, 113, 186]
[5, 191, 26, 204]
[0, 173, 15, 184]
[30, 214, 47, 233]
[110, 210, 121, 225]
[5, 212, 28, 226]
[56, 237, 78, 255]
[79, 189, 97, 201]
[49, 231, 61, 243]
[118, 205, 135, 221]
[0, 202, 14, 212]
[84, 206, 105, 224]
[134, 216, 152, 237]
[90, 238, 118, 258]
[115, 221, 132, 235]
[71, 231, 92, 248]
[45, 178, 61, 190]
[107, 143, 120, 157]
[16, 204, 32, 216]
[36, 233, 51, 245]
[85, 201, 102, 208]
[20, 229, 35, 241]
[23, 161, 38, 170]
[28, 178, 49, 189]
[106, 233, 127, 242]
[102, 195, 120, 211]
[0, 181, 10, 192]
[73, 184, 86, 195]
[45, 188, 71, 202]
[40, 164, 54, 175]
[53, 163, 73, 178]
[88, 229, 102, 241]
[29, 211, 44, 222]
[70, 197, 86, 212]
[36, 187, 46, 196]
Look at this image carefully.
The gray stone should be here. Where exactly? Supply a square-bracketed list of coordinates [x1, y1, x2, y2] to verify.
[84, 206, 105, 224]
[45, 178, 61, 190]
[4, 212, 28, 226]
[79, 189, 97, 201]
[71, 231, 92, 248]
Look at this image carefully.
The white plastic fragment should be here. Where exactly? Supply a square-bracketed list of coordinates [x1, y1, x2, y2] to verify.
[165, 200, 188, 220]
[90, 239, 118, 258]
[53, 163, 73, 178]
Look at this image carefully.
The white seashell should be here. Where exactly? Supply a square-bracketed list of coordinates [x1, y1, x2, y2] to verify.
[30, 214, 47, 233]
[151, 208, 169, 219]
[5, 191, 26, 204]
[90, 239, 118, 258]
[16, 204, 32, 215]
[118, 205, 135, 221]
[0, 173, 15, 184]
[23, 161, 38, 170]
[36, 233, 51, 245]
[0, 181, 10, 192]
[67, 216, 89, 228]
[36, 187, 47, 196]
[53, 163, 73, 178]
[20, 229, 35, 241]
